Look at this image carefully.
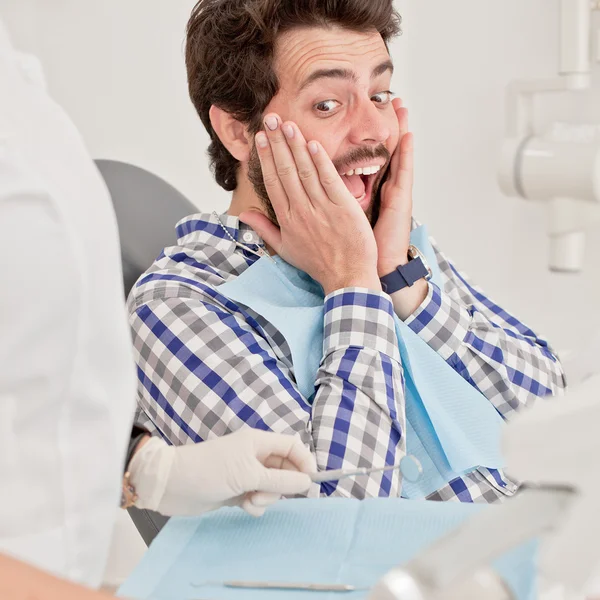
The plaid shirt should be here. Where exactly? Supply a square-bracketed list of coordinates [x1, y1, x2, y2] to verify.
[128, 212, 566, 502]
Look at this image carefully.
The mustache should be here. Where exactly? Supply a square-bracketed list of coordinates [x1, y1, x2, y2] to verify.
[334, 144, 391, 172]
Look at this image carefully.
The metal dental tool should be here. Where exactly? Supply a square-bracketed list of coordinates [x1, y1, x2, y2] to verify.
[310, 455, 423, 484]
[192, 581, 368, 592]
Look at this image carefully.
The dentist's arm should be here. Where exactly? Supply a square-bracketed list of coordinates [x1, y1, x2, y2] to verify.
[126, 429, 315, 517]
[0, 554, 113, 600]
[0, 193, 106, 600]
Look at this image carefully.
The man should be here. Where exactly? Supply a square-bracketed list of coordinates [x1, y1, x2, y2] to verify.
[128, 0, 566, 502]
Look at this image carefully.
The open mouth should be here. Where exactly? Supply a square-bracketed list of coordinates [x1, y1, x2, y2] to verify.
[340, 164, 382, 210]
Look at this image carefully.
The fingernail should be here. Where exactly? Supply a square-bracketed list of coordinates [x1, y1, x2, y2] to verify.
[256, 132, 268, 148]
[283, 124, 294, 139]
[265, 116, 278, 131]
[308, 141, 319, 155]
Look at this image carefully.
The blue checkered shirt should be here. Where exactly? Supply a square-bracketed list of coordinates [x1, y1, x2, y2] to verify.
[128, 212, 566, 502]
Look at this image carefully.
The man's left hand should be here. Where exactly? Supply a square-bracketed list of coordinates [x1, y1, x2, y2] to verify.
[375, 100, 429, 320]
[374, 98, 413, 278]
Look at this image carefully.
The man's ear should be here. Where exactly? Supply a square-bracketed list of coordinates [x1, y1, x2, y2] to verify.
[209, 105, 251, 162]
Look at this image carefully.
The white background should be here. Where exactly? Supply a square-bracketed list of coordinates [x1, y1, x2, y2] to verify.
[3, 0, 600, 587]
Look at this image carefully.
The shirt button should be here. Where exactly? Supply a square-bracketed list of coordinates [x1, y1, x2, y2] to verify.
[242, 232, 255, 243]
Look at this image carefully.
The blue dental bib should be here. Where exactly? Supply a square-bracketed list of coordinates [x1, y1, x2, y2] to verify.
[220, 226, 505, 497]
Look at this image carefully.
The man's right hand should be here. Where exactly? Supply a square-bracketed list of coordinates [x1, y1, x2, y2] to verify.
[239, 113, 381, 296]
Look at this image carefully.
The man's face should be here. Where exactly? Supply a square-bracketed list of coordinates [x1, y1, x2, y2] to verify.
[247, 25, 400, 224]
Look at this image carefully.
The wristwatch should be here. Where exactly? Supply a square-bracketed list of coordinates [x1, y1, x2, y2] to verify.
[380, 245, 432, 294]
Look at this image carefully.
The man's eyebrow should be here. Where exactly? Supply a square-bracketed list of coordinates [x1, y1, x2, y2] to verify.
[298, 68, 357, 92]
[372, 59, 394, 78]
[298, 60, 394, 92]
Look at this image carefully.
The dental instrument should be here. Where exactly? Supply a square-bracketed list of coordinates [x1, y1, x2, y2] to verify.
[193, 580, 368, 592]
[310, 455, 423, 484]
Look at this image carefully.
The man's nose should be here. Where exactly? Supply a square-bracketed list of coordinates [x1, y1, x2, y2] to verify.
[347, 98, 391, 146]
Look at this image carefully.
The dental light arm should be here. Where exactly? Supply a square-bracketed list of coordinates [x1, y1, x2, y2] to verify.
[369, 485, 576, 600]
[503, 377, 600, 594]
[369, 376, 600, 600]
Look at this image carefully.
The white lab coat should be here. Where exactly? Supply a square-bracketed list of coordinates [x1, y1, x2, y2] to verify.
[0, 21, 137, 587]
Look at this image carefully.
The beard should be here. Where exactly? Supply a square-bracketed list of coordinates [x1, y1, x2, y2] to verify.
[247, 142, 280, 225]
[247, 141, 391, 228]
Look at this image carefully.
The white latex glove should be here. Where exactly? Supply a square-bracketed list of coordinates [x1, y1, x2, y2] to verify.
[128, 429, 316, 517]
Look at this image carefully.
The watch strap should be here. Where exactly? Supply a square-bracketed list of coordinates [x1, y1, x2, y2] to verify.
[380, 257, 429, 294]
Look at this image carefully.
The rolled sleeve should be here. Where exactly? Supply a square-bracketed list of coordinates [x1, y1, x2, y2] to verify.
[404, 282, 471, 361]
[323, 288, 401, 363]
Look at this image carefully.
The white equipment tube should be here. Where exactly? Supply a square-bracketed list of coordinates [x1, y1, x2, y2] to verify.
[498, 0, 597, 273]
[560, 0, 592, 88]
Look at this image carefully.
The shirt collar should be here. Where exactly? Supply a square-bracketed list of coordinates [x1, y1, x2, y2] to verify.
[175, 212, 264, 250]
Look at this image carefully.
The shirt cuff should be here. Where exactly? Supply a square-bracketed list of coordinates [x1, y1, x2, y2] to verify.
[404, 282, 471, 361]
[323, 288, 401, 363]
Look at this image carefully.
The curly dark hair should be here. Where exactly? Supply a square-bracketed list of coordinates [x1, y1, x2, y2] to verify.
[185, 0, 402, 192]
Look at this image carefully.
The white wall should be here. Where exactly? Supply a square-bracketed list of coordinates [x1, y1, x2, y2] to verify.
[3, 0, 600, 584]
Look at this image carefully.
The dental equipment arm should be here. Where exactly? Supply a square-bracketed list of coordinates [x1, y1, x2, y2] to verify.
[504, 377, 600, 594]
[498, 0, 600, 273]
[369, 376, 600, 600]
[369, 486, 576, 600]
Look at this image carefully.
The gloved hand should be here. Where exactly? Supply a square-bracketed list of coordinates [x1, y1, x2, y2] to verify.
[128, 429, 316, 517]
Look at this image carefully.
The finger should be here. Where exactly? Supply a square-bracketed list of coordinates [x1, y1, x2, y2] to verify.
[381, 131, 414, 216]
[383, 106, 408, 195]
[395, 131, 414, 193]
[387, 109, 411, 190]
[246, 491, 281, 507]
[281, 121, 329, 207]
[389, 107, 408, 173]
[379, 126, 413, 221]
[251, 431, 317, 474]
[263, 113, 312, 211]
[241, 494, 267, 518]
[254, 466, 312, 495]
[263, 455, 299, 472]
[238, 210, 282, 254]
[255, 129, 290, 215]
[307, 141, 356, 207]
[391, 97, 404, 111]
[396, 105, 409, 138]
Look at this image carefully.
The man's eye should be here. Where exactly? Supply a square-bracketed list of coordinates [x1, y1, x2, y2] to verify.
[314, 100, 341, 113]
[372, 91, 394, 105]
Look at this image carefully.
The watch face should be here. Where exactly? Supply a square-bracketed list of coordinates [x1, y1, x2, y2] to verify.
[407, 245, 420, 261]
[408, 245, 433, 281]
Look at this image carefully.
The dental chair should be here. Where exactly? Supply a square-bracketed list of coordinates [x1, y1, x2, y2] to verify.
[95, 159, 197, 545]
